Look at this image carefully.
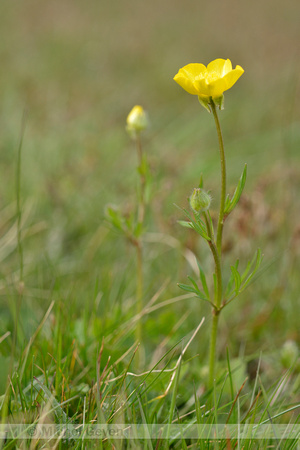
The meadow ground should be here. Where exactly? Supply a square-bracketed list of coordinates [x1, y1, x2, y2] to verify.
[0, 0, 300, 448]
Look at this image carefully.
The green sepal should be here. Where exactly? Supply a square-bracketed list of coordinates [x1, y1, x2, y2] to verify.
[213, 95, 224, 110]
[198, 96, 211, 113]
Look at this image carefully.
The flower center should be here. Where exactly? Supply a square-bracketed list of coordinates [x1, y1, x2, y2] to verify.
[205, 71, 219, 84]
[195, 70, 220, 86]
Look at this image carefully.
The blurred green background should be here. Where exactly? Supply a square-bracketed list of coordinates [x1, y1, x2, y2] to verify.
[0, 0, 300, 373]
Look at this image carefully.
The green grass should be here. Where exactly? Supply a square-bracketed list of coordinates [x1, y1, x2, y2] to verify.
[1, 0, 300, 447]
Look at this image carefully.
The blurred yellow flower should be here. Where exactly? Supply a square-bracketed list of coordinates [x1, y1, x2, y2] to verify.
[126, 105, 148, 137]
[174, 59, 244, 110]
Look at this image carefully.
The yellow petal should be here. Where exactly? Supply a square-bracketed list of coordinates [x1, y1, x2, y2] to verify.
[223, 59, 233, 75]
[205, 66, 243, 98]
[193, 77, 212, 97]
[174, 63, 207, 95]
[206, 80, 225, 97]
[207, 59, 232, 77]
[179, 63, 207, 81]
[173, 73, 199, 95]
[220, 65, 244, 91]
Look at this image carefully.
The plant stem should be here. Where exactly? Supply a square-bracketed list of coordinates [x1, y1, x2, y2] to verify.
[211, 102, 226, 255]
[208, 311, 220, 388]
[203, 212, 222, 309]
[136, 241, 143, 348]
[204, 211, 223, 388]
[16, 111, 27, 283]
[207, 101, 227, 389]
[136, 135, 145, 225]
[135, 134, 146, 368]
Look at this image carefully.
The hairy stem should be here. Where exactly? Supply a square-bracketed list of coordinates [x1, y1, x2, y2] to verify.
[136, 135, 145, 225]
[136, 241, 143, 347]
[207, 102, 227, 389]
[208, 311, 220, 388]
[203, 212, 222, 309]
[211, 102, 226, 256]
[135, 134, 146, 368]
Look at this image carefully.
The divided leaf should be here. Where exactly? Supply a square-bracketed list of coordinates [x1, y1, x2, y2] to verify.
[224, 249, 263, 303]
[176, 205, 211, 241]
[178, 281, 207, 301]
[230, 264, 241, 294]
[241, 248, 263, 290]
[177, 220, 194, 229]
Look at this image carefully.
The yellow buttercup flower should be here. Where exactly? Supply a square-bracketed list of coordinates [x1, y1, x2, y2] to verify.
[173, 59, 244, 111]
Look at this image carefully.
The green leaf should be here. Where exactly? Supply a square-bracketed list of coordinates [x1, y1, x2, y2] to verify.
[224, 164, 247, 215]
[178, 283, 198, 294]
[133, 222, 143, 238]
[187, 275, 200, 291]
[196, 261, 210, 300]
[198, 174, 203, 189]
[186, 275, 208, 300]
[230, 265, 241, 294]
[240, 250, 258, 283]
[241, 248, 263, 291]
[225, 194, 231, 211]
[192, 212, 211, 241]
[124, 214, 134, 232]
[225, 250, 263, 303]
[177, 220, 193, 229]
[206, 211, 215, 239]
[178, 282, 207, 301]
[105, 205, 125, 232]
[175, 204, 211, 241]
[225, 271, 235, 298]
[182, 207, 194, 222]
[225, 260, 239, 297]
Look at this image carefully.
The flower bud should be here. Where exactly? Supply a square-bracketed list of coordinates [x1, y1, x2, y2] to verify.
[126, 105, 148, 137]
[190, 188, 211, 212]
